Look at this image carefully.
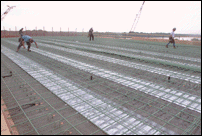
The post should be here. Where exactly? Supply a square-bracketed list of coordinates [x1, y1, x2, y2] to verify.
[43, 26, 45, 36]
[6, 27, 8, 37]
[52, 27, 53, 36]
[36, 26, 37, 36]
[3, 26, 5, 38]
[60, 27, 61, 36]
[15, 26, 17, 37]
[74, 28, 77, 41]
[9, 28, 11, 38]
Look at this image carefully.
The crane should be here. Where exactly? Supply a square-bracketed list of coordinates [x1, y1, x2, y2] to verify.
[1, 5, 16, 21]
[130, 1, 145, 33]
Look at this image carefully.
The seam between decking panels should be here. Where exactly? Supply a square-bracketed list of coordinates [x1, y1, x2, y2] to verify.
[1, 46, 177, 135]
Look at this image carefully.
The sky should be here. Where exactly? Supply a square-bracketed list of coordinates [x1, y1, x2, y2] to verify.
[1, 1, 201, 34]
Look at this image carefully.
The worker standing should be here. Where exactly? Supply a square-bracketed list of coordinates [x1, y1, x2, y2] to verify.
[89, 27, 94, 41]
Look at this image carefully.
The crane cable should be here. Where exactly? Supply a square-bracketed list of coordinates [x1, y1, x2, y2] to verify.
[130, 1, 145, 32]
[1, 5, 16, 21]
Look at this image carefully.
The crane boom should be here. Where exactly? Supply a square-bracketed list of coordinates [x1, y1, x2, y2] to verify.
[1, 5, 16, 21]
[130, 1, 145, 32]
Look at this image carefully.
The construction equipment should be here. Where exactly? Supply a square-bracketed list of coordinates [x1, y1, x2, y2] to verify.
[1, 5, 16, 21]
[130, 1, 145, 32]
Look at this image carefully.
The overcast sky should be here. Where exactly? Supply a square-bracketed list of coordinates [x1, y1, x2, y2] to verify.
[1, 1, 201, 34]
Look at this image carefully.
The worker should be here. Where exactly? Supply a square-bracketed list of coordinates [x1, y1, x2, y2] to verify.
[166, 28, 176, 48]
[89, 27, 94, 41]
[16, 28, 38, 52]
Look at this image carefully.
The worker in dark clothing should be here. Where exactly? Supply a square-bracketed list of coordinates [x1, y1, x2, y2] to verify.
[17, 28, 26, 51]
[19, 28, 24, 36]
[89, 27, 94, 41]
